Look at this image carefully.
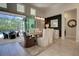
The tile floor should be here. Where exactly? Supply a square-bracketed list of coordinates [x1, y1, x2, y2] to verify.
[26, 45, 44, 56]
[25, 39, 79, 56]
[38, 39, 76, 56]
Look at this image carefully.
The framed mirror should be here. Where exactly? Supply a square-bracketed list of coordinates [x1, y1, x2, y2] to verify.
[67, 19, 77, 28]
[50, 19, 58, 27]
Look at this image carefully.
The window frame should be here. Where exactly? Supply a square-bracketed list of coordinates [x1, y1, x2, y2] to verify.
[0, 3, 7, 8]
[17, 4, 25, 13]
[30, 8, 36, 16]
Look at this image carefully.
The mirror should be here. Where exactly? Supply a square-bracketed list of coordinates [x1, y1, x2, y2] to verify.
[50, 19, 58, 27]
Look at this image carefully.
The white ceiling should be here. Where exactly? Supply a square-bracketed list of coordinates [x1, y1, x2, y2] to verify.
[30, 3, 63, 8]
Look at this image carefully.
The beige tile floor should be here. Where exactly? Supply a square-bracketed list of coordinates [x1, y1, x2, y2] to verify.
[26, 39, 79, 56]
[26, 45, 45, 56]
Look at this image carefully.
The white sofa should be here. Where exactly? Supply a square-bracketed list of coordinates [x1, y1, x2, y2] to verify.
[37, 29, 54, 47]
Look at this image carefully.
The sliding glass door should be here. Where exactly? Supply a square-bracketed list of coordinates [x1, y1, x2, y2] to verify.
[0, 13, 25, 32]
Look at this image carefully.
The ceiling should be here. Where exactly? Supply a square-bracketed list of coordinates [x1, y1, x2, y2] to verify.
[29, 3, 63, 8]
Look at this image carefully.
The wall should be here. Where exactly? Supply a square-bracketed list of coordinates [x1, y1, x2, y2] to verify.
[43, 3, 79, 42]
[64, 9, 77, 40]
[36, 19, 44, 31]
[0, 3, 44, 18]
[22, 4, 46, 17]
[44, 4, 78, 18]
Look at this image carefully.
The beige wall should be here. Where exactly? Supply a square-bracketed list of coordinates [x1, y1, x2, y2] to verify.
[36, 19, 44, 31]
[43, 4, 79, 42]
[25, 4, 46, 17]
[44, 4, 78, 18]
[7, 3, 44, 17]
[64, 9, 77, 40]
